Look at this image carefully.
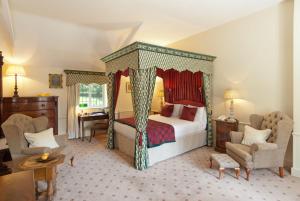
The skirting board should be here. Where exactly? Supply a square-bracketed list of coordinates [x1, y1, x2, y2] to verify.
[292, 167, 300, 178]
[292, 131, 300, 177]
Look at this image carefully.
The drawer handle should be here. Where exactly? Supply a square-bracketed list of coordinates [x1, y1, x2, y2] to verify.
[41, 104, 45, 107]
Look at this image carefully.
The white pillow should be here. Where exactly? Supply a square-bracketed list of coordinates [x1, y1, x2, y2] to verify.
[241, 125, 271, 146]
[165, 102, 183, 117]
[24, 128, 59, 149]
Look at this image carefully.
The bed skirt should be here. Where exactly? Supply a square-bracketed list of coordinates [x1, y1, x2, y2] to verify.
[114, 129, 207, 166]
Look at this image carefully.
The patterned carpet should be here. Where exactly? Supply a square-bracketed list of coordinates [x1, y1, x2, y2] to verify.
[54, 135, 300, 201]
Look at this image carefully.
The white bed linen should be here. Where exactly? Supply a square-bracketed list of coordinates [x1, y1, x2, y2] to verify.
[114, 114, 206, 140]
[114, 114, 207, 166]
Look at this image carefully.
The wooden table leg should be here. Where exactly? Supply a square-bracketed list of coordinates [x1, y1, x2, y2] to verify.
[235, 168, 240, 179]
[47, 180, 54, 201]
[279, 167, 284, 178]
[219, 168, 224, 179]
[78, 118, 81, 140]
[35, 181, 39, 200]
[81, 121, 84, 141]
[245, 168, 251, 181]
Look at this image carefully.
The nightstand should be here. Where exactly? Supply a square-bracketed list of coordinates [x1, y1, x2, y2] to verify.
[215, 120, 239, 153]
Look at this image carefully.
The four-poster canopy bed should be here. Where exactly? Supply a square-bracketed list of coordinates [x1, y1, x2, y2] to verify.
[101, 42, 216, 170]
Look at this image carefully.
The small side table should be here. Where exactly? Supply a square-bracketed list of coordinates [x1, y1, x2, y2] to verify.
[215, 119, 239, 153]
[19, 154, 65, 201]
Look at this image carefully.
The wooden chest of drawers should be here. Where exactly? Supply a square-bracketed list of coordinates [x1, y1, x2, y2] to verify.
[215, 120, 239, 153]
[0, 96, 58, 136]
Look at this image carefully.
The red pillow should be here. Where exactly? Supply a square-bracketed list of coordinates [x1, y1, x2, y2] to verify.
[161, 105, 174, 117]
[180, 106, 197, 121]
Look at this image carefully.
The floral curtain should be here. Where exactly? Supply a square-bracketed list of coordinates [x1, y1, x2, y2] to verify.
[107, 73, 115, 149]
[203, 73, 213, 146]
[129, 67, 156, 170]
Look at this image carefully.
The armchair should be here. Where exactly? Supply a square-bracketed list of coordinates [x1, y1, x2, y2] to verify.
[1, 114, 74, 166]
[226, 111, 293, 180]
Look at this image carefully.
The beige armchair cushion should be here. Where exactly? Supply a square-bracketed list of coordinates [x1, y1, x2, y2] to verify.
[229, 131, 244, 144]
[250, 143, 278, 152]
[241, 125, 271, 146]
[32, 116, 48, 132]
[226, 142, 252, 162]
[261, 112, 287, 143]
[21, 147, 51, 155]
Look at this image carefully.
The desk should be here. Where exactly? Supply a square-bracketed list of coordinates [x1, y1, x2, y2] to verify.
[0, 170, 35, 201]
[78, 112, 109, 141]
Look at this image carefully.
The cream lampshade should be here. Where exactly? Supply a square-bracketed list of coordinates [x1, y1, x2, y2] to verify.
[224, 89, 239, 121]
[6, 64, 26, 97]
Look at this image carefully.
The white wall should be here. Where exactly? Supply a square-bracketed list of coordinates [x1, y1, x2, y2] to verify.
[0, 10, 108, 134]
[115, 76, 164, 117]
[169, 0, 293, 123]
[169, 0, 293, 167]
[292, 0, 300, 177]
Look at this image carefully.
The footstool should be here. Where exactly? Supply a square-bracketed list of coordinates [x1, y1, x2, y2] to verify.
[209, 153, 240, 179]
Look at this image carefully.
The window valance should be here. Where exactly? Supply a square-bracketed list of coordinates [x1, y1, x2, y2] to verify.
[64, 70, 108, 86]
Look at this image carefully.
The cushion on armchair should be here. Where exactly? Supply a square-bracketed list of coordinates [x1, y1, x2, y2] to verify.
[230, 131, 244, 144]
[241, 125, 271, 146]
[226, 142, 252, 162]
[24, 128, 59, 149]
[32, 116, 49, 132]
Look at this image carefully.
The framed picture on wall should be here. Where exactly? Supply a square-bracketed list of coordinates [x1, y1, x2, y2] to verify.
[126, 81, 132, 93]
[49, 74, 63, 88]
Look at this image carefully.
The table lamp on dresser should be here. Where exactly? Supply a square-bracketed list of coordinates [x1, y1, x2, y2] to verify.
[6, 64, 26, 97]
[224, 89, 239, 122]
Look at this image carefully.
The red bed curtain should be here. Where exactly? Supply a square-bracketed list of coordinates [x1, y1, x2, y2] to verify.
[157, 68, 204, 105]
[114, 68, 129, 109]
[114, 68, 204, 110]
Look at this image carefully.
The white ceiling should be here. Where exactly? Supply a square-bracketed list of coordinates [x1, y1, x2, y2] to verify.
[9, 0, 282, 46]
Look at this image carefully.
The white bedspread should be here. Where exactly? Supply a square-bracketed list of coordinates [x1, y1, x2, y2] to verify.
[114, 114, 207, 166]
[114, 114, 206, 140]
[148, 114, 205, 138]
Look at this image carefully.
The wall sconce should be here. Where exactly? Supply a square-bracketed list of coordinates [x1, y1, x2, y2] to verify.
[224, 89, 239, 122]
[6, 64, 26, 97]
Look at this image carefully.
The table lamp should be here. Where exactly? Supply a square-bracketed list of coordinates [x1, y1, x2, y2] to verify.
[224, 89, 239, 122]
[157, 90, 164, 110]
[6, 64, 25, 97]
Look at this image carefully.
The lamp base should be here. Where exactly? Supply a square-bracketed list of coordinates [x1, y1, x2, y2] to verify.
[13, 74, 19, 98]
[226, 117, 237, 123]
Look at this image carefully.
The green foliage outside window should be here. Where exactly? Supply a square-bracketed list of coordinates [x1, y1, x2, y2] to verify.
[79, 84, 107, 108]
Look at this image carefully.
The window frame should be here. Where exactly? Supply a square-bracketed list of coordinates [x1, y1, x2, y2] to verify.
[79, 83, 107, 109]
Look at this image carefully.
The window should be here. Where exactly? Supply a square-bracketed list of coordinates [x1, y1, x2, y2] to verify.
[79, 83, 107, 108]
